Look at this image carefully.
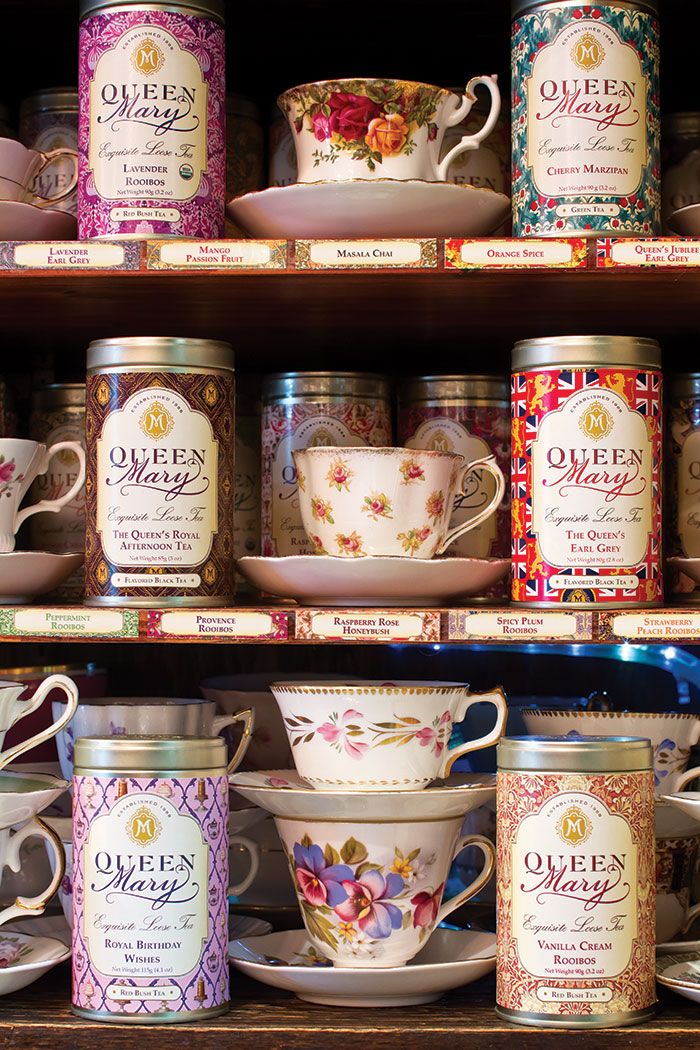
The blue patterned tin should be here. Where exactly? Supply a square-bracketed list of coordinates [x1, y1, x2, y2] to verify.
[512, 0, 660, 237]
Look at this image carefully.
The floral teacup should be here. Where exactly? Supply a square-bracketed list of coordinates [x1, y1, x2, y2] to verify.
[0, 438, 86, 552]
[275, 814, 494, 968]
[0, 673, 78, 771]
[522, 709, 700, 795]
[293, 446, 505, 559]
[271, 680, 507, 791]
[278, 77, 501, 184]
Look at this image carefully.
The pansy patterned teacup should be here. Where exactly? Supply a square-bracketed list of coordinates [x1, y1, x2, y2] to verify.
[293, 446, 505, 559]
[275, 813, 494, 967]
[271, 680, 507, 791]
[278, 77, 501, 184]
[0, 438, 86, 552]
[522, 709, 700, 795]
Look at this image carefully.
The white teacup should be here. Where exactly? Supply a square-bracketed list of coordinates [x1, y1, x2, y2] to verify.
[53, 696, 253, 780]
[271, 680, 507, 791]
[0, 674, 78, 770]
[0, 438, 86, 553]
[293, 446, 505, 559]
[522, 708, 700, 795]
[655, 833, 700, 943]
[0, 771, 67, 927]
[276, 813, 494, 967]
[278, 77, 501, 184]
[0, 137, 78, 207]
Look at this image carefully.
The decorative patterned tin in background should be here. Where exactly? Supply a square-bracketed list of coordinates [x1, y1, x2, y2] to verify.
[78, 0, 225, 239]
[399, 375, 510, 599]
[496, 735, 656, 1028]
[511, 0, 660, 237]
[85, 337, 235, 606]
[19, 89, 78, 217]
[511, 336, 663, 607]
[29, 384, 86, 601]
[72, 736, 230, 1023]
[234, 377, 261, 591]
[666, 373, 700, 602]
[662, 114, 700, 229]
[261, 373, 391, 557]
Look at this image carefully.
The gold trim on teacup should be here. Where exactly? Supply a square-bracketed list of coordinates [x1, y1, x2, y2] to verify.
[274, 813, 466, 825]
[278, 77, 460, 110]
[527, 710, 700, 721]
[272, 683, 469, 696]
[294, 446, 464, 461]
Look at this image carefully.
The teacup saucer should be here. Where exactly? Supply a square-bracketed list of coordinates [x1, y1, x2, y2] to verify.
[229, 927, 495, 1007]
[667, 205, 700, 237]
[229, 769, 495, 819]
[0, 551, 84, 604]
[0, 928, 70, 995]
[656, 952, 700, 1002]
[237, 555, 510, 607]
[667, 557, 700, 585]
[0, 200, 76, 240]
[0, 770, 68, 823]
[227, 179, 510, 239]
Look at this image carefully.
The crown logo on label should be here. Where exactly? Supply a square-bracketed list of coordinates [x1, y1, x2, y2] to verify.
[579, 401, 613, 441]
[557, 805, 592, 846]
[131, 39, 165, 76]
[571, 33, 605, 72]
[140, 401, 174, 441]
[126, 806, 162, 847]
[309, 427, 335, 447]
[428, 429, 453, 453]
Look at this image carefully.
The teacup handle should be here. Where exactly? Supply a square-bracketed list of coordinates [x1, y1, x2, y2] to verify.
[213, 713, 244, 735]
[14, 441, 86, 532]
[682, 901, 700, 935]
[225, 707, 255, 774]
[228, 834, 261, 897]
[0, 673, 78, 771]
[435, 834, 495, 926]
[32, 148, 79, 209]
[0, 818, 65, 924]
[674, 765, 700, 792]
[439, 686, 508, 778]
[435, 75, 501, 182]
[436, 455, 505, 556]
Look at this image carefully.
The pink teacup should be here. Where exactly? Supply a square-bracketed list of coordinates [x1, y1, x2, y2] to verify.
[0, 138, 77, 208]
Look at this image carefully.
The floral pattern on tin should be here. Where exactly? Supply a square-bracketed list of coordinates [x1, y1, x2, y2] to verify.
[361, 492, 393, 520]
[397, 526, 432, 556]
[283, 708, 453, 760]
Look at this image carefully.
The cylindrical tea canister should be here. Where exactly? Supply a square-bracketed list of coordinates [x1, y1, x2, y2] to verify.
[29, 384, 86, 600]
[85, 337, 235, 606]
[72, 736, 229, 1022]
[662, 114, 700, 229]
[667, 373, 700, 601]
[399, 375, 510, 597]
[511, 336, 662, 606]
[261, 372, 392, 557]
[511, 0, 660, 237]
[234, 380, 261, 591]
[497, 735, 656, 1028]
[78, 0, 225, 239]
[19, 88, 78, 217]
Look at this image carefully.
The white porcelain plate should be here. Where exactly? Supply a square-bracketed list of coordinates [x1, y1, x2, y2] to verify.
[236, 555, 510, 607]
[0, 551, 84, 604]
[0, 201, 76, 240]
[227, 179, 510, 240]
[229, 927, 495, 1007]
[229, 769, 496, 819]
[0, 928, 70, 995]
[667, 205, 700, 237]
[656, 952, 700, 1002]
[667, 557, 700, 585]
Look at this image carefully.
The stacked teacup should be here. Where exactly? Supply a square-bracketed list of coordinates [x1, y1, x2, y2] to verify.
[231, 679, 507, 970]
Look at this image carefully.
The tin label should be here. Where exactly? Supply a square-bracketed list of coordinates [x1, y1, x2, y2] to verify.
[678, 430, 700, 556]
[512, 5, 660, 236]
[512, 366, 662, 605]
[234, 418, 261, 561]
[73, 775, 229, 1017]
[497, 771, 655, 1019]
[79, 9, 225, 238]
[86, 370, 234, 602]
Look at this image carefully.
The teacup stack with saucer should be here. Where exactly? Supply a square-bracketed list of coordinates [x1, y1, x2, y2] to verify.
[0, 672, 79, 993]
[237, 445, 509, 606]
[0, 437, 86, 603]
[0, 137, 77, 239]
[229, 677, 508, 1007]
[227, 76, 510, 239]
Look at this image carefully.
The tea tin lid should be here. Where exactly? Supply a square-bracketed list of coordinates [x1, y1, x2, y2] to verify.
[87, 337, 234, 372]
[80, 0, 224, 19]
[512, 335, 661, 372]
[669, 372, 700, 397]
[19, 88, 78, 117]
[263, 372, 390, 400]
[74, 735, 227, 772]
[498, 734, 652, 772]
[32, 383, 85, 410]
[512, 0, 658, 14]
[400, 374, 508, 402]
[663, 113, 700, 137]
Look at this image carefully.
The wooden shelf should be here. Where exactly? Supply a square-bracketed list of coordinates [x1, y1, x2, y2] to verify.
[4, 965, 700, 1047]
